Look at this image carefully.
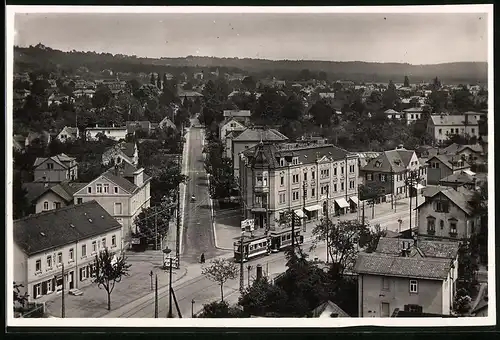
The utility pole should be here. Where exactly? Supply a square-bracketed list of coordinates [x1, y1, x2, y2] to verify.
[154, 206, 158, 251]
[168, 257, 173, 318]
[175, 124, 182, 269]
[325, 190, 330, 263]
[409, 172, 413, 231]
[239, 232, 245, 294]
[191, 299, 195, 318]
[149, 270, 153, 291]
[291, 208, 296, 252]
[154, 274, 158, 318]
[303, 181, 307, 232]
[247, 265, 252, 288]
[60, 263, 65, 318]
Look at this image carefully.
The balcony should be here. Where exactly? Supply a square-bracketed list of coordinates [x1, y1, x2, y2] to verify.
[251, 202, 268, 213]
[254, 182, 269, 193]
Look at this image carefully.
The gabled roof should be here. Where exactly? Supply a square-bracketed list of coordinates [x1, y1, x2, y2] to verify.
[219, 117, 247, 129]
[33, 153, 76, 169]
[59, 126, 79, 137]
[384, 109, 399, 114]
[49, 182, 88, 202]
[403, 107, 424, 113]
[14, 201, 121, 256]
[430, 115, 478, 126]
[158, 116, 177, 130]
[426, 154, 470, 170]
[440, 171, 475, 185]
[126, 121, 151, 132]
[178, 90, 203, 97]
[311, 300, 349, 318]
[354, 253, 451, 280]
[223, 110, 251, 118]
[416, 187, 474, 216]
[375, 237, 459, 259]
[101, 163, 151, 194]
[23, 182, 57, 203]
[86, 126, 127, 131]
[361, 148, 416, 173]
[441, 143, 484, 156]
[105, 142, 136, 158]
[232, 128, 288, 142]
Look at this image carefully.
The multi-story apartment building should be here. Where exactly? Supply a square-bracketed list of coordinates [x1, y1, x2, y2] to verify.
[427, 114, 479, 145]
[403, 107, 424, 125]
[33, 153, 78, 183]
[13, 201, 123, 302]
[360, 146, 427, 202]
[239, 141, 359, 231]
[354, 237, 459, 317]
[227, 128, 289, 181]
[416, 186, 480, 241]
[73, 163, 151, 248]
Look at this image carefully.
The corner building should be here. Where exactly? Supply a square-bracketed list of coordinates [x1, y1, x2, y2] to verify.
[239, 141, 360, 231]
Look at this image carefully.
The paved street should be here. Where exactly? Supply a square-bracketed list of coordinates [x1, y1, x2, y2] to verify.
[181, 120, 224, 264]
[104, 240, 328, 318]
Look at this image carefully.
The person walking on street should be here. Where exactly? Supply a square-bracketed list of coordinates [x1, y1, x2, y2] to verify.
[200, 253, 205, 264]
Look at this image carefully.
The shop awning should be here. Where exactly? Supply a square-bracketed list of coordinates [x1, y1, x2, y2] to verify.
[305, 205, 322, 212]
[294, 209, 305, 218]
[335, 198, 350, 209]
[413, 184, 425, 190]
[350, 196, 359, 205]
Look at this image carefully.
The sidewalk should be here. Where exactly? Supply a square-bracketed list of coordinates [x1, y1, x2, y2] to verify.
[44, 252, 188, 318]
[213, 195, 423, 251]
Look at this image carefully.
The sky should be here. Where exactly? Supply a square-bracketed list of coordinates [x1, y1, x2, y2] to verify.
[13, 11, 489, 65]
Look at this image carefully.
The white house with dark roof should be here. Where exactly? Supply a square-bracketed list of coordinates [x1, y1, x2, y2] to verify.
[416, 186, 481, 241]
[219, 117, 247, 143]
[354, 236, 459, 317]
[384, 109, 403, 120]
[13, 201, 123, 302]
[33, 153, 78, 183]
[102, 142, 139, 167]
[427, 115, 479, 144]
[72, 163, 151, 248]
[158, 116, 177, 131]
[85, 124, 128, 141]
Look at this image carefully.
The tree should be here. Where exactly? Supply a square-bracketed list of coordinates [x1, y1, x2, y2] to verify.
[238, 277, 288, 317]
[469, 182, 488, 263]
[359, 182, 386, 219]
[241, 76, 256, 91]
[92, 85, 113, 109]
[404, 76, 410, 88]
[201, 258, 238, 301]
[13, 170, 30, 219]
[126, 79, 141, 94]
[150, 73, 156, 86]
[280, 94, 304, 121]
[133, 202, 173, 245]
[13, 282, 29, 308]
[311, 219, 370, 277]
[149, 165, 188, 203]
[457, 239, 479, 294]
[93, 247, 131, 310]
[382, 80, 400, 109]
[451, 87, 474, 113]
[198, 300, 243, 318]
[453, 288, 472, 316]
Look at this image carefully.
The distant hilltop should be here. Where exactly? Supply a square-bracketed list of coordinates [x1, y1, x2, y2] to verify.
[13, 44, 487, 84]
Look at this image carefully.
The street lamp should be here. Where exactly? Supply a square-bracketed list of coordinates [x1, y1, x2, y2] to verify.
[163, 247, 173, 318]
[191, 299, 195, 318]
[149, 270, 153, 291]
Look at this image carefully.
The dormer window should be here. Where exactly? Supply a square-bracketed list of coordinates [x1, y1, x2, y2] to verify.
[375, 161, 381, 168]
[292, 157, 299, 165]
[280, 158, 285, 167]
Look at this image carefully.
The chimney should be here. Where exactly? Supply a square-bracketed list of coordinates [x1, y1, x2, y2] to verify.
[133, 168, 144, 187]
[256, 264, 263, 282]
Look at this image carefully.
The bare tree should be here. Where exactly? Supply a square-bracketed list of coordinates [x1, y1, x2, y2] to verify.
[93, 248, 131, 310]
[201, 258, 238, 301]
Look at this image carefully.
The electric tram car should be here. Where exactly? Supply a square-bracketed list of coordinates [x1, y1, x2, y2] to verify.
[233, 228, 304, 262]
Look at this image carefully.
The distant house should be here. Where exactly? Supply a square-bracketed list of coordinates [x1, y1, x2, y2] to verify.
[310, 300, 349, 318]
[463, 111, 486, 123]
[85, 125, 128, 141]
[403, 107, 424, 125]
[440, 143, 486, 166]
[384, 109, 403, 120]
[72, 89, 96, 98]
[25, 131, 51, 148]
[222, 110, 252, 124]
[228, 90, 251, 99]
[102, 142, 139, 167]
[23, 181, 87, 214]
[219, 118, 247, 143]
[425, 154, 471, 185]
[177, 90, 203, 104]
[33, 153, 78, 183]
[354, 237, 459, 317]
[226, 127, 289, 180]
[416, 186, 481, 241]
[56, 126, 80, 143]
[427, 115, 479, 145]
[439, 170, 480, 190]
[318, 92, 335, 103]
[48, 93, 72, 106]
[360, 146, 427, 202]
[13, 201, 123, 303]
[73, 163, 152, 248]
[126, 121, 153, 136]
[158, 116, 177, 131]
